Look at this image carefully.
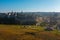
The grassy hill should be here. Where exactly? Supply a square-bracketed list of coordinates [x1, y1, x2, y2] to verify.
[0, 24, 60, 40]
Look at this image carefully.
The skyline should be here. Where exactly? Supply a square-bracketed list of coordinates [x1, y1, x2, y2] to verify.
[0, 0, 60, 12]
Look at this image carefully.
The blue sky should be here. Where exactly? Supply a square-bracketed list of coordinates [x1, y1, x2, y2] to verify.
[0, 0, 60, 12]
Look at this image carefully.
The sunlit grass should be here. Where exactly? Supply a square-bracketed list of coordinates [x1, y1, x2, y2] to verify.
[0, 24, 60, 40]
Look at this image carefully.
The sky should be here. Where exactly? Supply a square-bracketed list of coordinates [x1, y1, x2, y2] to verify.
[0, 0, 60, 12]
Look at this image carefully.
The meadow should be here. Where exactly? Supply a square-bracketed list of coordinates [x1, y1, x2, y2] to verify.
[0, 24, 60, 40]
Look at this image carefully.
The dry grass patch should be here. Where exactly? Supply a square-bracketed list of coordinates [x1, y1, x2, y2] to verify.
[0, 25, 60, 40]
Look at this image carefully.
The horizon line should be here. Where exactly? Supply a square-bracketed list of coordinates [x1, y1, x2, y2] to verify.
[0, 11, 60, 13]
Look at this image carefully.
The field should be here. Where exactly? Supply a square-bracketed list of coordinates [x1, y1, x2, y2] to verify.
[0, 24, 60, 40]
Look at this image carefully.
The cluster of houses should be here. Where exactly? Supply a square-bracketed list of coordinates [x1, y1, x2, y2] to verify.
[35, 13, 60, 31]
[0, 12, 60, 30]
